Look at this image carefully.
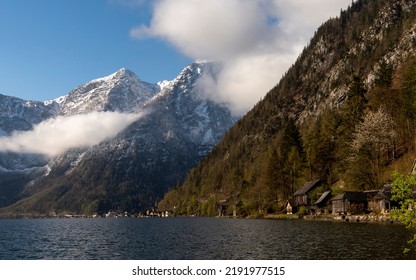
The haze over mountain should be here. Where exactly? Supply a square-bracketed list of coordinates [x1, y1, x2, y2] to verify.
[0, 62, 237, 214]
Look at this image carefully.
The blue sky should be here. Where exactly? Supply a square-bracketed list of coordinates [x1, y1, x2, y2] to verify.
[0, 0, 191, 101]
[0, 0, 351, 108]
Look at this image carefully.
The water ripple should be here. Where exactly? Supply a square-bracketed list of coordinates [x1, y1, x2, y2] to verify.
[0, 217, 413, 260]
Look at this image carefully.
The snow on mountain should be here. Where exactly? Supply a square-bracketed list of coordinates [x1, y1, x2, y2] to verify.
[59, 68, 159, 115]
[44, 95, 67, 106]
[146, 62, 237, 151]
[0, 93, 59, 135]
[0, 62, 239, 214]
[156, 80, 172, 91]
[0, 103, 52, 170]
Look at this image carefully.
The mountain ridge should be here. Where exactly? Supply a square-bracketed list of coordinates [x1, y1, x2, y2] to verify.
[0, 62, 237, 215]
[158, 0, 416, 216]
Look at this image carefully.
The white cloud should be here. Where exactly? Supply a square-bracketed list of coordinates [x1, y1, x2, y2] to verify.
[131, 0, 270, 60]
[131, 0, 351, 115]
[0, 111, 145, 157]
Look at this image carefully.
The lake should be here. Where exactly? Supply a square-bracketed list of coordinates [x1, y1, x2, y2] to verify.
[0, 217, 414, 260]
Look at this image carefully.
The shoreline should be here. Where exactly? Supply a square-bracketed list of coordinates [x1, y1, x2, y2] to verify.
[262, 213, 396, 224]
[0, 212, 397, 224]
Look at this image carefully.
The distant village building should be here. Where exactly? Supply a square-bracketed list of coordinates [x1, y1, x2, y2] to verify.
[105, 211, 117, 218]
[332, 192, 367, 215]
[217, 199, 228, 217]
[217, 199, 238, 217]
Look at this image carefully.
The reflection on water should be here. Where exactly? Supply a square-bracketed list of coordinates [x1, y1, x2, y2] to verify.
[0, 217, 414, 260]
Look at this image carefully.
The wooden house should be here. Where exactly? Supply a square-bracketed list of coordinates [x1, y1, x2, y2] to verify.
[293, 179, 322, 207]
[313, 191, 332, 214]
[364, 190, 380, 213]
[367, 185, 393, 214]
[332, 191, 367, 215]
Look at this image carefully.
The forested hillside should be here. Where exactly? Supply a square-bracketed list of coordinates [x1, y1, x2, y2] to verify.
[159, 0, 416, 216]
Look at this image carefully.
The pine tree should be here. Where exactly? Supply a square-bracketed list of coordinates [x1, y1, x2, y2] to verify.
[374, 60, 393, 88]
[336, 74, 368, 174]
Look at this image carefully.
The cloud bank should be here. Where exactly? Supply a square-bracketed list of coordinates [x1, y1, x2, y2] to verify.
[131, 0, 351, 114]
[0, 111, 144, 157]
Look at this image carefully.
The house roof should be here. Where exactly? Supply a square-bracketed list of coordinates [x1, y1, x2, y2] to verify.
[314, 191, 331, 205]
[374, 184, 392, 200]
[364, 190, 380, 199]
[332, 193, 344, 201]
[294, 179, 321, 196]
[332, 191, 367, 202]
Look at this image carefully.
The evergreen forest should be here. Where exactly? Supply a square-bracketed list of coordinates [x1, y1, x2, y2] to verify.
[159, 0, 416, 217]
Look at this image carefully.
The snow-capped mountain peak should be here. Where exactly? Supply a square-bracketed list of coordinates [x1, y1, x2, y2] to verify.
[157, 80, 172, 91]
[144, 61, 236, 150]
[0, 62, 238, 214]
[91, 68, 135, 84]
[59, 68, 160, 115]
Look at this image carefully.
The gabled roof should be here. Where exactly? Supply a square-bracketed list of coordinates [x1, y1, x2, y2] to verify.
[314, 191, 331, 205]
[364, 190, 380, 199]
[332, 191, 367, 202]
[294, 179, 321, 196]
[332, 193, 344, 201]
[374, 184, 392, 200]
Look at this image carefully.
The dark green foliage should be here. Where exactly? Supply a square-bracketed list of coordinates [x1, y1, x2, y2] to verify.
[0, 135, 202, 215]
[390, 172, 416, 254]
[303, 109, 341, 185]
[265, 150, 281, 202]
[341, 75, 367, 127]
[5, 0, 416, 217]
[159, 0, 416, 216]
[400, 58, 416, 142]
[0, 172, 33, 207]
[374, 60, 394, 88]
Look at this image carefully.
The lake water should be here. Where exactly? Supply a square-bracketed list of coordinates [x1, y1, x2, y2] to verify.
[0, 217, 414, 260]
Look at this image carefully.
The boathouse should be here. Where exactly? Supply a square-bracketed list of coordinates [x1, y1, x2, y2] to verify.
[367, 185, 393, 214]
[332, 191, 367, 215]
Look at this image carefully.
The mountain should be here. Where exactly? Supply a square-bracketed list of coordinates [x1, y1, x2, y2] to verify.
[0, 67, 159, 173]
[0, 62, 237, 215]
[159, 0, 416, 216]
[0, 94, 59, 136]
[58, 68, 160, 116]
[0, 95, 60, 207]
